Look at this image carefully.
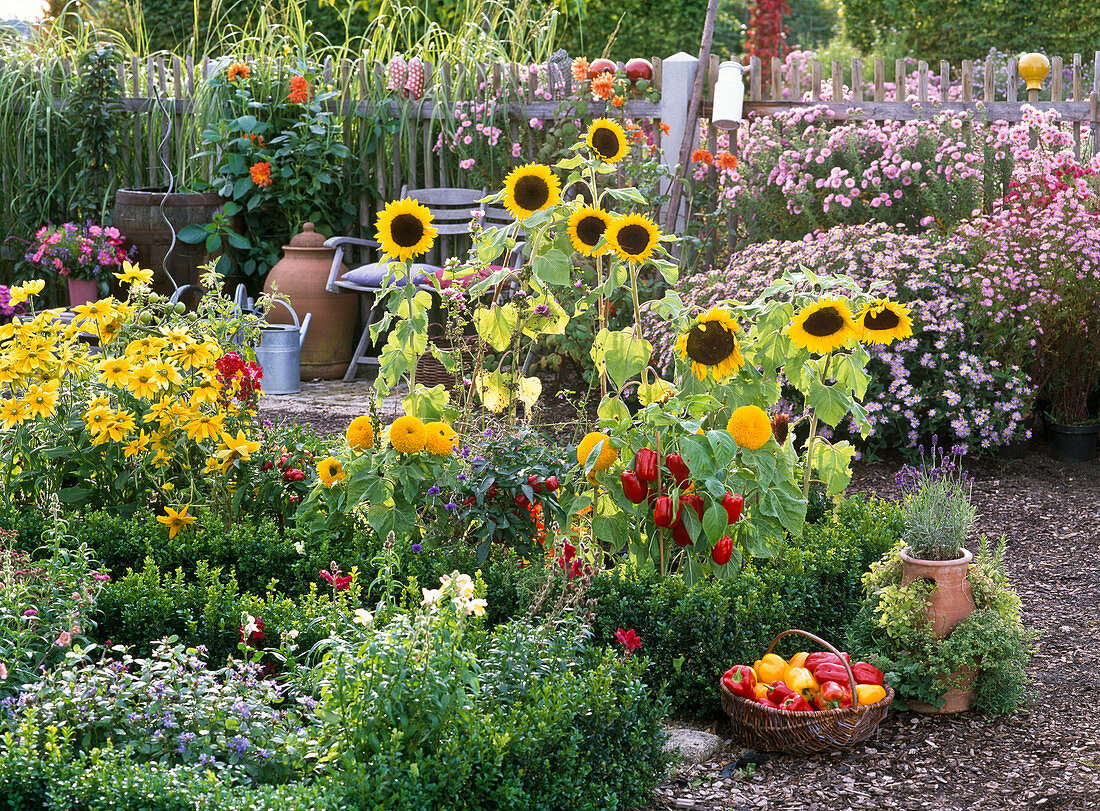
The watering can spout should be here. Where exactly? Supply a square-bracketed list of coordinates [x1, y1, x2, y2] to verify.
[299, 313, 312, 349]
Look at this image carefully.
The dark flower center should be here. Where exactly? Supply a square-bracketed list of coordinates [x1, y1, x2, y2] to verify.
[864, 308, 901, 331]
[514, 175, 550, 210]
[802, 306, 845, 337]
[591, 126, 622, 159]
[326, 462, 339, 476]
[576, 215, 606, 247]
[617, 223, 653, 256]
[390, 213, 425, 248]
[685, 322, 737, 365]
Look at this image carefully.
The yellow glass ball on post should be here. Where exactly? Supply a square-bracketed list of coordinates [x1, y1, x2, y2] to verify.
[1018, 52, 1050, 99]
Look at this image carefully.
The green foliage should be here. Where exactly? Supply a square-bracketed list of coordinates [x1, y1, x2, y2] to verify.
[848, 535, 1034, 713]
[841, 0, 1100, 64]
[559, 0, 711, 62]
[68, 46, 125, 224]
[588, 495, 903, 718]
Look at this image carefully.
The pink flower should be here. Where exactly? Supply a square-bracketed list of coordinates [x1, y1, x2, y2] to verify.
[55, 630, 72, 647]
[459, 158, 475, 170]
[320, 564, 352, 591]
[0, 662, 7, 680]
[614, 627, 642, 653]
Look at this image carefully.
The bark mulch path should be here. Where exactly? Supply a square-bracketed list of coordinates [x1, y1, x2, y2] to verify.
[647, 449, 1100, 811]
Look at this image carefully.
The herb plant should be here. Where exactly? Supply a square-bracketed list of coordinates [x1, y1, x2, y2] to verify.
[896, 439, 976, 561]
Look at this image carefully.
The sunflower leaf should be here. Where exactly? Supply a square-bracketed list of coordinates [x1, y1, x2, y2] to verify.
[592, 328, 652, 391]
[532, 249, 571, 286]
[604, 186, 647, 205]
[473, 304, 518, 352]
[811, 439, 857, 495]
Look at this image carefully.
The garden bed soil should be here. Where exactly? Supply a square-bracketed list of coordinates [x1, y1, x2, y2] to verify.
[646, 448, 1100, 811]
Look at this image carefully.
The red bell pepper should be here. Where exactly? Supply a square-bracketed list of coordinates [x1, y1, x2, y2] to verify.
[851, 662, 885, 687]
[812, 662, 850, 685]
[653, 496, 680, 528]
[722, 665, 757, 700]
[767, 681, 796, 706]
[721, 492, 744, 524]
[781, 695, 813, 712]
[758, 698, 780, 710]
[634, 448, 659, 483]
[620, 471, 648, 504]
[805, 652, 850, 675]
[814, 680, 852, 710]
[681, 493, 705, 521]
[672, 520, 693, 547]
[544, 476, 559, 492]
[711, 536, 733, 566]
[665, 453, 691, 487]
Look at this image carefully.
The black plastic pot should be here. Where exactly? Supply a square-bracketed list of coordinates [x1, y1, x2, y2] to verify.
[1047, 420, 1099, 462]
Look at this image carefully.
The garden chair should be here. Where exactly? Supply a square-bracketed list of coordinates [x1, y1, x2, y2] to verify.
[325, 186, 486, 382]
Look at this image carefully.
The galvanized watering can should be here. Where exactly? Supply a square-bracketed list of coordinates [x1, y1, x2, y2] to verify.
[253, 300, 311, 395]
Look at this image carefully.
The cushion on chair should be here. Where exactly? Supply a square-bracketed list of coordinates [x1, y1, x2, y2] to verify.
[340, 262, 441, 288]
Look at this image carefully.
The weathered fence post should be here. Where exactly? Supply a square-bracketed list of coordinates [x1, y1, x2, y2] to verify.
[659, 52, 698, 233]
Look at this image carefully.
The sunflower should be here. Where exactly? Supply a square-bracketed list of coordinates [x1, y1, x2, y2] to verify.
[586, 118, 628, 163]
[606, 214, 660, 265]
[856, 299, 913, 345]
[389, 415, 427, 454]
[317, 456, 346, 487]
[727, 406, 772, 450]
[567, 206, 612, 257]
[502, 163, 562, 220]
[576, 431, 618, 472]
[375, 198, 437, 262]
[675, 307, 744, 381]
[787, 299, 857, 355]
[423, 421, 456, 456]
[346, 415, 375, 451]
[157, 505, 197, 539]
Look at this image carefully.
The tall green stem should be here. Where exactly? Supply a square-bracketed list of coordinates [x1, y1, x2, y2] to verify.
[801, 354, 832, 501]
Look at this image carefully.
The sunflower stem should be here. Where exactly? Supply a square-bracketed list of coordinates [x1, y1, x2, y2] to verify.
[801, 353, 832, 501]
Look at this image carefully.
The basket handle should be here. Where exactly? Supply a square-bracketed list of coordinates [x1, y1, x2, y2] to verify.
[764, 628, 862, 708]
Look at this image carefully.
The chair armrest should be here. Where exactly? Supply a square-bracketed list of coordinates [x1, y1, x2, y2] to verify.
[324, 236, 381, 294]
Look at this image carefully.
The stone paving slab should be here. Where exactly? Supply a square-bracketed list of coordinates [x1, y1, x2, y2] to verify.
[260, 376, 408, 434]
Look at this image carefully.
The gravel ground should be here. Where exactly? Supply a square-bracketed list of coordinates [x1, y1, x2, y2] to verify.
[646, 449, 1100, 811]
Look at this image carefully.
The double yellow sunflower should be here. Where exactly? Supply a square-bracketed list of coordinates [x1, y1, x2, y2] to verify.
[502, 163, 562, 220]
[389, 415, 427, 454]
[676, 307, 745, 382]
[576, 431, 618, 471]
[606, 214, 660, 265]
[585, 119, 628, 163]
[346, 415, 375, 451]
[787, 299, 857, 354]
[318, 456, 347, 487]
[376, 198, 437, 262]
[567, 206, 612, 257]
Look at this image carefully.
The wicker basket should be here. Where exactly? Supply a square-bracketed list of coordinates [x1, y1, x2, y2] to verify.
[720, 629, 893, 755]
[415, 335, 480, 389]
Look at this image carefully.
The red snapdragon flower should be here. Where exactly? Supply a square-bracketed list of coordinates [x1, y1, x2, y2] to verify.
[614, 627, 642, 653]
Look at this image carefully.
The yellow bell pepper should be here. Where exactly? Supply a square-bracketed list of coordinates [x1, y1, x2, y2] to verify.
[753, 653, 788, 685]
[753, 682, 770, 701]
[855, 684, 887, 705]
[783, 666, 820, 698]
[788, 651, 810, 671]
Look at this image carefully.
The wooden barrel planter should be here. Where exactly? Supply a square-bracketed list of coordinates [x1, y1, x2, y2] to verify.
[112, 188, 225, 297]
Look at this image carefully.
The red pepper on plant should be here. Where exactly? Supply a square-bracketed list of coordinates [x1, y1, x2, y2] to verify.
[712, 536, 734, 565]
[721, 492, 744, 524]
[653, 495, 680, 528]
[665, 453, 690, 488]
[620, 470, 648, 504]
[672, 520, 693, 547]
[544, 475, 559, 492]
[680, 493, 705, 521]
[634, 448, 659, 482]
[527, 474, 544, 494]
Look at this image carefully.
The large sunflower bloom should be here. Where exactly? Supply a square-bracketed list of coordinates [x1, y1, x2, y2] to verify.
[346, 415, 375, 451]
[567, 206, 612, 257]
[576, 431, 618, 472]
[676, 307, 744, 382]
[856, 299, 913, 345]
[502, 164, 561, 220]
[788, 299, 857, 354]
[727, 406, 772, 450]
[606, 214, 660, 265]
[389, 415, 427, 453]
[423, 421, 456, 456]
[586, 118, 628, 163]
[375, 198, 437, 262]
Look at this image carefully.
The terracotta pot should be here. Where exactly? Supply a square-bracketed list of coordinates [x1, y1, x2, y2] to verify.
[900, 546, 975, 639]
[263, 223, 357, 380]
[907, 667, 977, 715]
[67, 278, 99, 307]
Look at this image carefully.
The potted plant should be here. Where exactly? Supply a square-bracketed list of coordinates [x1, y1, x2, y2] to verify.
[849, 536, 1034, 716]
[24, 223, 130, 307]
[894, 440, 978, 642]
